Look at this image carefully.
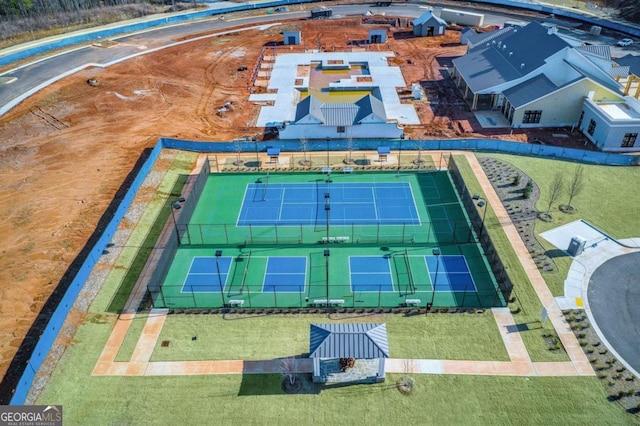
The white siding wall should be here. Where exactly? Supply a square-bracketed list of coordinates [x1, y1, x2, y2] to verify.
[579, 100, 640, 152]
[512, 80, 624, 128]
[279, 123, 403, 139]
[439, 9, 484, 26]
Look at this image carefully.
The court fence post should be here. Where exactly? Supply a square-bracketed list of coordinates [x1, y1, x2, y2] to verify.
[158, 287, 166, 308]
[273, 287, 278, 308]
[191, 288, 196, 309]
[247, 287, 252, 308]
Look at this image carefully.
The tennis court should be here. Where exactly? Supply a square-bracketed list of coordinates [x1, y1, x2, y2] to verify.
[152, 171, 505, 309]
[238, 182, 420, 226]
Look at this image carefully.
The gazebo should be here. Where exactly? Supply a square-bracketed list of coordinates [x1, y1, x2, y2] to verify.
[309, 323, 389, 383]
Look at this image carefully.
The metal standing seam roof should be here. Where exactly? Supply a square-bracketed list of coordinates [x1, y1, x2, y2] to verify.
[294, 94, 387, 126]
[309, 323, 390, 359]
[320, 102, 360, 126]
[575, 45, 612, 60]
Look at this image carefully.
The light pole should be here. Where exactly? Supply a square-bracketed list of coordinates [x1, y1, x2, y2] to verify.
[254, 136, 260, 171]
[170, 197, 185, 241]
[428, 248, 440, 313]
[326, 137, 330, 168]
[324, 193, 330, 242]
[324, 249, 330, 311]
[472, 194, 488, 240]
[215, 249, 226, 307]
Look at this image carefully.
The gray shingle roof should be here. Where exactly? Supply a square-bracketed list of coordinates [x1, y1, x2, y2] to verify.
[309, 323, 390, 359]
[466, 27, 513, 50]
[453, 22, 570, 93]
[412, 11, 446, 27]
[355, 94, 386, 122]
[503, 74, 559, 108]
[615, 54, 640, 77]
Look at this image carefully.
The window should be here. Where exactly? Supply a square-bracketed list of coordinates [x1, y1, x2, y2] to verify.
[587, 119, 596, 136]
[337, 126, 345, 133]
[522, 110, 542, 124]
[577, 111, 584, 128]
[622, 133, 638, 148]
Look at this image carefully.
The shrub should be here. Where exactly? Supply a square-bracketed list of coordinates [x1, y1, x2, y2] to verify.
[512, 174, 521, 186]
[523, 182, 533, 199]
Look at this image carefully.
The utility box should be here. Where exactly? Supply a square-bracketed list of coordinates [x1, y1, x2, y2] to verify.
[412, 83, 422, 100]
[589, 25, 602, 35]
[567, 236, 587, 256]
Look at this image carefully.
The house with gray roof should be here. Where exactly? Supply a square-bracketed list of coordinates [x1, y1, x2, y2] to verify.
[451, 22, 640, 151]
[279, 93, 402, 139]
[412, 11, 446, 37]
[309, 323, 389, 383]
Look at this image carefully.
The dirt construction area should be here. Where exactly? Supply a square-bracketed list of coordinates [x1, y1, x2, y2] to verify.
[0, 15, 592, 393]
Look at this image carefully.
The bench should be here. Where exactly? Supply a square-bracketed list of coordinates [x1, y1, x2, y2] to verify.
[342, 167, 354, 174]
[321, 167, 332, 174]
[312, 299, 345, 307]
[405, 299, 421, 307]
[321, 236, 349, 244]
[227, 300, 245, 307]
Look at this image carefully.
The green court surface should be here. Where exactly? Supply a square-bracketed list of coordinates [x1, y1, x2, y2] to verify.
[154, 171, 504, 309]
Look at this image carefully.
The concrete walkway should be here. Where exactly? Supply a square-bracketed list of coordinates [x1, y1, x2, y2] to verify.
[93, 151, 594, 378]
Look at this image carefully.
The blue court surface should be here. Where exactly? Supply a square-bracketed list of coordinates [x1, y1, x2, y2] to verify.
[182, 256, 232, 293]
[425, 255, 477, 292]
[262, 257, 307, 293]
[349, 256, 394, 292]
[237, 182, 420, 226]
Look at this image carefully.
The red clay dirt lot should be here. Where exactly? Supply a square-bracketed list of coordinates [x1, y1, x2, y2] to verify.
[0, 16, 590, 388]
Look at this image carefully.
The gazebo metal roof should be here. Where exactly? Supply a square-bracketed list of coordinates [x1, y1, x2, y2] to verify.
[309, 323, 389, 359]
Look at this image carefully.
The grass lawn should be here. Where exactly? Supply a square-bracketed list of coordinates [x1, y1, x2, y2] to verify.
[37, 314, 632, 425]
[149, 311, 509, 361]
[35, 150, 639, 424]
[478, 154, 640, 296]
[453, 155, 568, 362]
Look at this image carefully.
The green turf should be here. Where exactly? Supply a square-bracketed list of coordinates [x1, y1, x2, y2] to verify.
[452, 155, 569, 362]
[151, 312, 509, 362]
[477, 153, 640, 297]
[158, 171, 503, 309]
[37, 312, 633, 426]
[34, 150, 639, 424]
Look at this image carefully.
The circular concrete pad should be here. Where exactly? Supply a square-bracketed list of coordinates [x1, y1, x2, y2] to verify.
[587, 252, 640, 375]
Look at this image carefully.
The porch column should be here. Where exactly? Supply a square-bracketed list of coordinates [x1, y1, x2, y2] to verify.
[471, 93, 478, 110]
[624, 76, 634, 95]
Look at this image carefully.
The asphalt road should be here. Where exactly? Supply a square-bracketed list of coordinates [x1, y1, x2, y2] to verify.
[587, 252, 640, 376]
[0, 2, 636, 115]
[0, 3, 521, 113]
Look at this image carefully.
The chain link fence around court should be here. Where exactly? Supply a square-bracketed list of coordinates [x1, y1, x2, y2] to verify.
[175, 219, 480, 246]
[448, 155, 514, 306]
[149, 284, 504, 310]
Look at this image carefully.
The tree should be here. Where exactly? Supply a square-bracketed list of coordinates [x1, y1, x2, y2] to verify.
[546, 172, 564, 213]
[280, 356, 298, 386]
[345, 135, 355, 164]
[566, 165, 585, 207]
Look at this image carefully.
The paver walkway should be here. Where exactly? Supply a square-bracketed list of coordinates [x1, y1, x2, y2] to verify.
[93, 152, 594, 378]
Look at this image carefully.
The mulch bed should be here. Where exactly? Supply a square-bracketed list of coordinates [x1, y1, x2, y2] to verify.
[479, 157, 558, 274]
